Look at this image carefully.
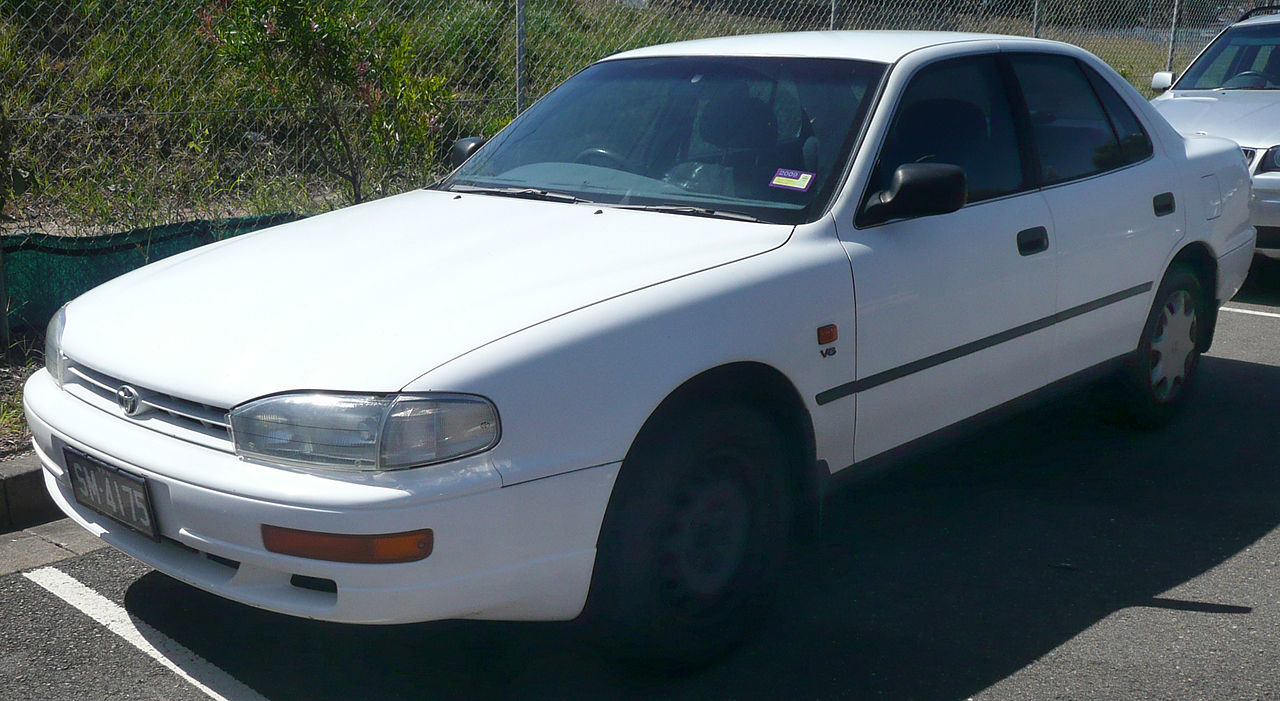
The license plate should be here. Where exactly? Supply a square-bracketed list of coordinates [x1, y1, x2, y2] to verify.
[65, 448, 159, 540]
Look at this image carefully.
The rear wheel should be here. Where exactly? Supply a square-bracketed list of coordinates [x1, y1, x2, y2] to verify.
[1117, 264, 1206, 428]
[584, 403, 793, 670]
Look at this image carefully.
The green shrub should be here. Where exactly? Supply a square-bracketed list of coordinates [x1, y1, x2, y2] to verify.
[202, 0, 456, 203]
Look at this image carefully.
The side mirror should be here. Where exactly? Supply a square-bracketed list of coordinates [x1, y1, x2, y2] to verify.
[860, 163, 966, 227]
[450, 137, 486, 168]
[1151, 71, 1175, 92]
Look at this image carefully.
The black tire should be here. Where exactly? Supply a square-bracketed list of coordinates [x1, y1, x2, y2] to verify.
[1116, 264, 1206, 428]
[583, 403, 793, 670]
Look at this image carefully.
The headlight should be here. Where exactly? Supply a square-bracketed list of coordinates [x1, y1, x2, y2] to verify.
[229, 392, 500, 471]
[45, 305, 68, 387]
[1260, 146, 1280, 173]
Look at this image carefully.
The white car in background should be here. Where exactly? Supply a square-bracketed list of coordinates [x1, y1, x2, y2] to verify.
[1152, 6, 1280, 260]
[26, 31, 1253, 666]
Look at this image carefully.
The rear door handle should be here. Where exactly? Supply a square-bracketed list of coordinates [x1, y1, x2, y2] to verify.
[1017, 226, 1049, 256]
[1153, 192, 1176, 217]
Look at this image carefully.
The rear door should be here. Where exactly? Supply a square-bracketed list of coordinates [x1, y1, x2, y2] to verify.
[1007, 53, 1182, 374]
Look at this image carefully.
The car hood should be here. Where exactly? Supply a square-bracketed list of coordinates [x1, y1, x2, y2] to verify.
[1152, 90, 1280, 148]
[62, 189, 792, 408]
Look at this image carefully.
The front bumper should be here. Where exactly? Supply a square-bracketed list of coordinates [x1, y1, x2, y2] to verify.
[1252, 172, 1280, 258]
[24, 369, 619, 623]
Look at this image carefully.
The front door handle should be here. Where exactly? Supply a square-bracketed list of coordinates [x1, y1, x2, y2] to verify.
[1153, 192, 1176, 217]
[1017, 226, 1050, 256]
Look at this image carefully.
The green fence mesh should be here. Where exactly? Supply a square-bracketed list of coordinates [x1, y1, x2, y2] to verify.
[1, 214, 301, 337]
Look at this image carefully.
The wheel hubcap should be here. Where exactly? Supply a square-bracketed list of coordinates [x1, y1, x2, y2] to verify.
[1149, 289, 1198, 402]
[661, 472, 751, 600]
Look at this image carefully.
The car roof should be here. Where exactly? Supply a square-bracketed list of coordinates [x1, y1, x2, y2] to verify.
[1235, 11, 1280, 27]
[603, 30, 1029, 64]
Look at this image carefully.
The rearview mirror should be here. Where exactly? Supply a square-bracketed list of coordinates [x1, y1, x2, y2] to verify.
[1151, 71, 1175, 92]
[860, 163, 966, 227]
[450, 137, 486, 169]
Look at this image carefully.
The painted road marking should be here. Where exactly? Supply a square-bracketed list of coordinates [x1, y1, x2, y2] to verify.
[22, 567, 267, 701]
[1222, 306, 1280, 319]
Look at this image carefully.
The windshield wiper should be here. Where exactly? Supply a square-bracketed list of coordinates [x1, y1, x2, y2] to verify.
[608, 204, 768, 223]
[448, 185, 591, 204]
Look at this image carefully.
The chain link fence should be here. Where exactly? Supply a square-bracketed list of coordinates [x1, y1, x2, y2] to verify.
[0, 0, 1258, 239]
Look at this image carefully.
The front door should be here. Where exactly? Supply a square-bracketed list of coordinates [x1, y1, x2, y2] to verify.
[835, 53, 1060, 462]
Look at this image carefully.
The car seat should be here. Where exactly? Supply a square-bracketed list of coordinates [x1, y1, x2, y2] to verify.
[683, 90, 780, 198]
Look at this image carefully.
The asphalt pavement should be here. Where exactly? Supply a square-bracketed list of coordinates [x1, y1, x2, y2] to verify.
[2, 257, 1278, 700]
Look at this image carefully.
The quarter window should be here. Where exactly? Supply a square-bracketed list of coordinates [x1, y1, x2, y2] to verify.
[1082, 63, 1154, 167]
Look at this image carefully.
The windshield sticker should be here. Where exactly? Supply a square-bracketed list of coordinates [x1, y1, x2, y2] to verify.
[770, 169, 814, 192]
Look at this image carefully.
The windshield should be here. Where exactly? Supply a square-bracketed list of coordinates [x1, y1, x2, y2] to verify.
[1179, 22, 1280, 90]
[441, 56, 885, 224]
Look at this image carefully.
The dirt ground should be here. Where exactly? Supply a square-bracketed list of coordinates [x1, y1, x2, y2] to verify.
[0, 355, 35, 458]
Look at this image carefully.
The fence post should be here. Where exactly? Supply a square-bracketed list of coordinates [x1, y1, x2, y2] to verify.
[516, 0, 527, 115]
[1032, 0, 1041, 37]
[830, 0, 837, 30]
[1166, 0, 1181, 72]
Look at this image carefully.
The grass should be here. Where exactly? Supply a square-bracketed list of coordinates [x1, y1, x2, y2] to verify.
[0, 1, 721, 233]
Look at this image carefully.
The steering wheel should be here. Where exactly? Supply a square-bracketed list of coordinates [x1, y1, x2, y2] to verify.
[573, 148, 629, 171]
[1222, 70, 1271, 88]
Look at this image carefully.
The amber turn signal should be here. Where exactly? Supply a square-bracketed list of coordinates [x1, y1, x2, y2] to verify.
[261, 525, 434, 564]
[817, 324, 838, 345]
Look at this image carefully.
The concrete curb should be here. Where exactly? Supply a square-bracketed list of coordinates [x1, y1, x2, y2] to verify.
[0, 452, 59, 532]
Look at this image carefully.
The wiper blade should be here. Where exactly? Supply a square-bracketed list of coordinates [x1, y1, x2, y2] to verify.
[448, 185, 590, 204]
[609, 204, 767, 223]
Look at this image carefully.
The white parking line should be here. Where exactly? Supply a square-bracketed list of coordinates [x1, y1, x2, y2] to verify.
[1222, 306, 1280, 319]
[22, 567, 267, 701]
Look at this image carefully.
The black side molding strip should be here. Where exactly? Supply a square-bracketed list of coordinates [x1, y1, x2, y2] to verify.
[815, 281, 1153, 406]
[821, 353, 1133, 494]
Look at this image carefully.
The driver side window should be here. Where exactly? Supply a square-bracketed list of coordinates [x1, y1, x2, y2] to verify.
[866, 55, 1026, 211]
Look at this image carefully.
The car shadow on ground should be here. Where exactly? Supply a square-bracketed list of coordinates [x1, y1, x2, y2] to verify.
[123, 354, 1280, 700]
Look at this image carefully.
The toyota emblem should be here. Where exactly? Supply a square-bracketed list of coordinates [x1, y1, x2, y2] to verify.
[116, 385, 141, 416]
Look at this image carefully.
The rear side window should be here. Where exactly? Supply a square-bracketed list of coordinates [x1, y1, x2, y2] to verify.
[867, 55, 1025, 204]
[1010, 53, 1122, 186]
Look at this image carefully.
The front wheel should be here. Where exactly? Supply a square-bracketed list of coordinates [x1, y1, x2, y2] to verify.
[1117, 264, 1206, 428]
[583, 403, 793, 670]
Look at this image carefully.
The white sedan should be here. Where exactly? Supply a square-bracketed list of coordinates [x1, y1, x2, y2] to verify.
[25, 31, 1254, 666]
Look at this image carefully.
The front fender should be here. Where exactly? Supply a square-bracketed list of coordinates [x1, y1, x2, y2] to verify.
[404, 220, 858, 486]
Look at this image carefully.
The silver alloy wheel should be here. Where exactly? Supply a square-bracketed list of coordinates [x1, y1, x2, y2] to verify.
[1148, 289, 1198, 402]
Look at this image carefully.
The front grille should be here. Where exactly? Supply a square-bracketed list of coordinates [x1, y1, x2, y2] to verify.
[63, 361, 234, 451]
